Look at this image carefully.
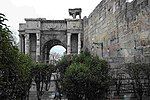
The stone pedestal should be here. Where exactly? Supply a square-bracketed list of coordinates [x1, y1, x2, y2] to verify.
[25, 33, 29, 54]
[67, 33, 71, 54]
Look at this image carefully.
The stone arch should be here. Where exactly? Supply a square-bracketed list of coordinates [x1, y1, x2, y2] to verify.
[19, 16, 83, 62]
[41, 39, 67, 63]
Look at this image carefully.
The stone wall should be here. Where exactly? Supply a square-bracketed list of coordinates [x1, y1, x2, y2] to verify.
[83, 0, 150, 63]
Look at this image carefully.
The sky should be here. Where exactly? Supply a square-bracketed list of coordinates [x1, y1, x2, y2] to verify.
[0, 0, 102, 41]
[50, 45, 66, 55]
[0, 0, 133, 54]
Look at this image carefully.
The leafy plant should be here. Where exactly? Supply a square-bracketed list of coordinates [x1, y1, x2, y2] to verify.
[59, 52, 110, 100]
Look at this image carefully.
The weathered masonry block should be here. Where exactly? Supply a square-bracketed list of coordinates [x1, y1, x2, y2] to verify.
[83, 0, 150, 98]
[83, 0, 150, 63]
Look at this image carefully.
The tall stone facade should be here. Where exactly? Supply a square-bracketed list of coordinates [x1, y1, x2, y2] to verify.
[83, 0, 150, 63]
[83, 0, 150, 98]
[19, 8, 83, 63]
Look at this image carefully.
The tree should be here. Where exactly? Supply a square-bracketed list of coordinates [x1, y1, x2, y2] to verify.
[61, 52, 110, 100]
[53, 55, 72, 100]
[17, 52, 35, 100]
[31, 63, 55, 100]
[0, 13, 34, 100]
[56, 55, 72, 79]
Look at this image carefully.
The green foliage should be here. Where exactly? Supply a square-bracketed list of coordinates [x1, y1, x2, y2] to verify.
[63, 63, 89, 100]
[60, 52, 110, 100]
[31, 63, 55, 100]
[56, 55, 72, 78]
[0, 13, 34, 99]
[32, 63, 55, 82]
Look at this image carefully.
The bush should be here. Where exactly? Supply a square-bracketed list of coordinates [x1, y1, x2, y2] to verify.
[60, 52, 110, 100]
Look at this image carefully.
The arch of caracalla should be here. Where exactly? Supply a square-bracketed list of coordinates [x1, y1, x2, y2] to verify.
[19, 0, 150, 64]
[19, 8, 83, 63]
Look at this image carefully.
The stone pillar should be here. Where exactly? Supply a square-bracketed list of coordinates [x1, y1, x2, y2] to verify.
[78, 33, 81, 54]
[44, 45, 49, 63]
[36, 33, 40, 62]
[46, 51, 49, 63]
[21, 35, 24, 53]
[19, 35, 22, 52]
[25, 33, 29, 54]
[22, 35, 25, 53]
[44, 46, 47, 63]
[67, 33, 71, 54]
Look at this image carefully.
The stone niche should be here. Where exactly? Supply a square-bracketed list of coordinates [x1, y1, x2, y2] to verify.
[29, 33, 36, 61]
[71, 34, 78, 53]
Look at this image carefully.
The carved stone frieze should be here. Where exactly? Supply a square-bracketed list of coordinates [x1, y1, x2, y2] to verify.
[42, 23, 67, 31]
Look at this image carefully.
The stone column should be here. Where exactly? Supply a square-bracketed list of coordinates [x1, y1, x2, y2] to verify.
[44, 46, 47, 63]
[67, 33, 71, 54]
[36, 33, 40, 62]
[22, 35, 25, 53]
[78, 33, 81, 54]
[44, 45, 49, 63]
[19, 35, 22, 52]
[21, 35, 24, 53]
[25, 33, 29, 54]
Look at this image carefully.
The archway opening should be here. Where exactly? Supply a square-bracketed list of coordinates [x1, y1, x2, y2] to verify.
[42, 39, 66, 63]
[49, 45, 66, 64]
